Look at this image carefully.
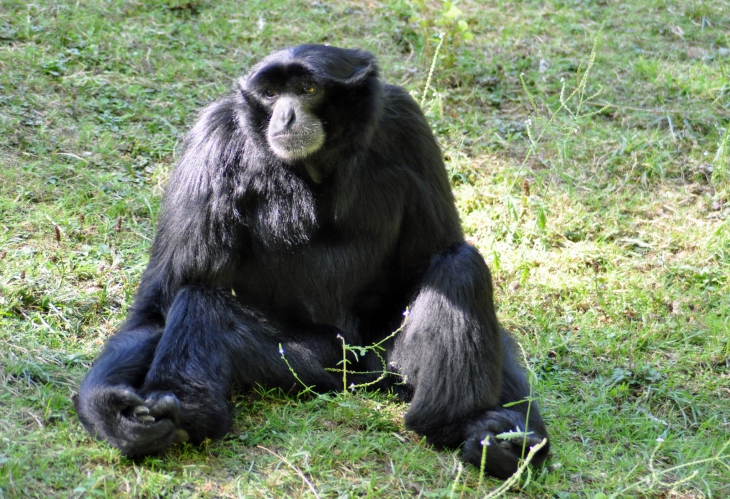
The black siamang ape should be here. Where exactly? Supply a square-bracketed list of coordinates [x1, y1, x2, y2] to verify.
[76, 45, 550, 479]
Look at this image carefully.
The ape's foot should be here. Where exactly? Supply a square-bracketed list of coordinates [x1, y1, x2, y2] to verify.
[462, 409, 550, 480]
[75, 386, 187, 458]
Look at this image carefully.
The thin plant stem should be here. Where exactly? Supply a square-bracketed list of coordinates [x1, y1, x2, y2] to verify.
[420, 33, 445, 109]
[258, 446, 321, 499]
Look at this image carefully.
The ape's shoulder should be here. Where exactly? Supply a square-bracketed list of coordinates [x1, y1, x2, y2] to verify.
[373, 84, 444, 175]
[189, 96, 242, 141]
[381, 84, 426, 119]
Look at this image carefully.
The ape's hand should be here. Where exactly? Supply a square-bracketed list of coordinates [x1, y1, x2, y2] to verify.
[75, 385, 187, 457]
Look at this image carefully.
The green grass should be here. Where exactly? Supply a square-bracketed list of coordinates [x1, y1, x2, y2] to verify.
[1, 0, 729, 497]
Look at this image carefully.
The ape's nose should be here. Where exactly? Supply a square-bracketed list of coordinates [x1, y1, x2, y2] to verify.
[271, 97, 296, 133]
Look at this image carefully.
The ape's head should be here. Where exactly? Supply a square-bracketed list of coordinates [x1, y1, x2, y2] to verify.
[238, 45, 382, 179]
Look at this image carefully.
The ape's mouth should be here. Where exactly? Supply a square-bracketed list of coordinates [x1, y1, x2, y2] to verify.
[273, 128, 309, 137]
[268, 130, 325, 162]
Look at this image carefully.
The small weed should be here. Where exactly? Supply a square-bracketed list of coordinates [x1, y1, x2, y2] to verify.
[408, 0, 474, 68]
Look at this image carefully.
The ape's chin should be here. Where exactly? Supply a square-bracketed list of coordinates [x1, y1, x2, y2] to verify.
[267, 131, 325, 163]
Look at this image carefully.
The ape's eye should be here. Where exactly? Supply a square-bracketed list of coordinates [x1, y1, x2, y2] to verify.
[263, 90, 278, 99]
[302, 85, 317, 94]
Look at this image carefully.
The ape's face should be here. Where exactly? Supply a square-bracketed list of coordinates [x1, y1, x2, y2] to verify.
[244, 65, 326, 162]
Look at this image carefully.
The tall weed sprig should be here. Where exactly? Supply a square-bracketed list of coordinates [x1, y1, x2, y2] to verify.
[328, 313, 408, 392]
[420, 33, 445, 110]
[514, 28, 609, 192]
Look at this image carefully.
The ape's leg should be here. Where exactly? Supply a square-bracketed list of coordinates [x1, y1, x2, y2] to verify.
[461, 333, 550, 478]
[79, 285, 346, 457]
[389, 242, 549, 479]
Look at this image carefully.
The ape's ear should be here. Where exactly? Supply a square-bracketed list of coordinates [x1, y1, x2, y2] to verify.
[314, 49, 378, 86]
[236, 75, 264, 102]
[237, 77, 249, 94]
[336, 58, 377, 86]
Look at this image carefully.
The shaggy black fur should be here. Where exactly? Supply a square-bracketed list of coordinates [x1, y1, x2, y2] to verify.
[76, 45, 550, 479]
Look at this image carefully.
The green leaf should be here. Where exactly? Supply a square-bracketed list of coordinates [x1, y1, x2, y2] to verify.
[495, 429, 535, 440]
[537, 205, 547, 230]
[443, 5, 463, 19]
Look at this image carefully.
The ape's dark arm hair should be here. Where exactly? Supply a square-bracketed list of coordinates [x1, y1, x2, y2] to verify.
[125, 97, 249, 328]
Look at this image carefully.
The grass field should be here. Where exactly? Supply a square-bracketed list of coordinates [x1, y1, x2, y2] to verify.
[1, 0, 729, 497]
